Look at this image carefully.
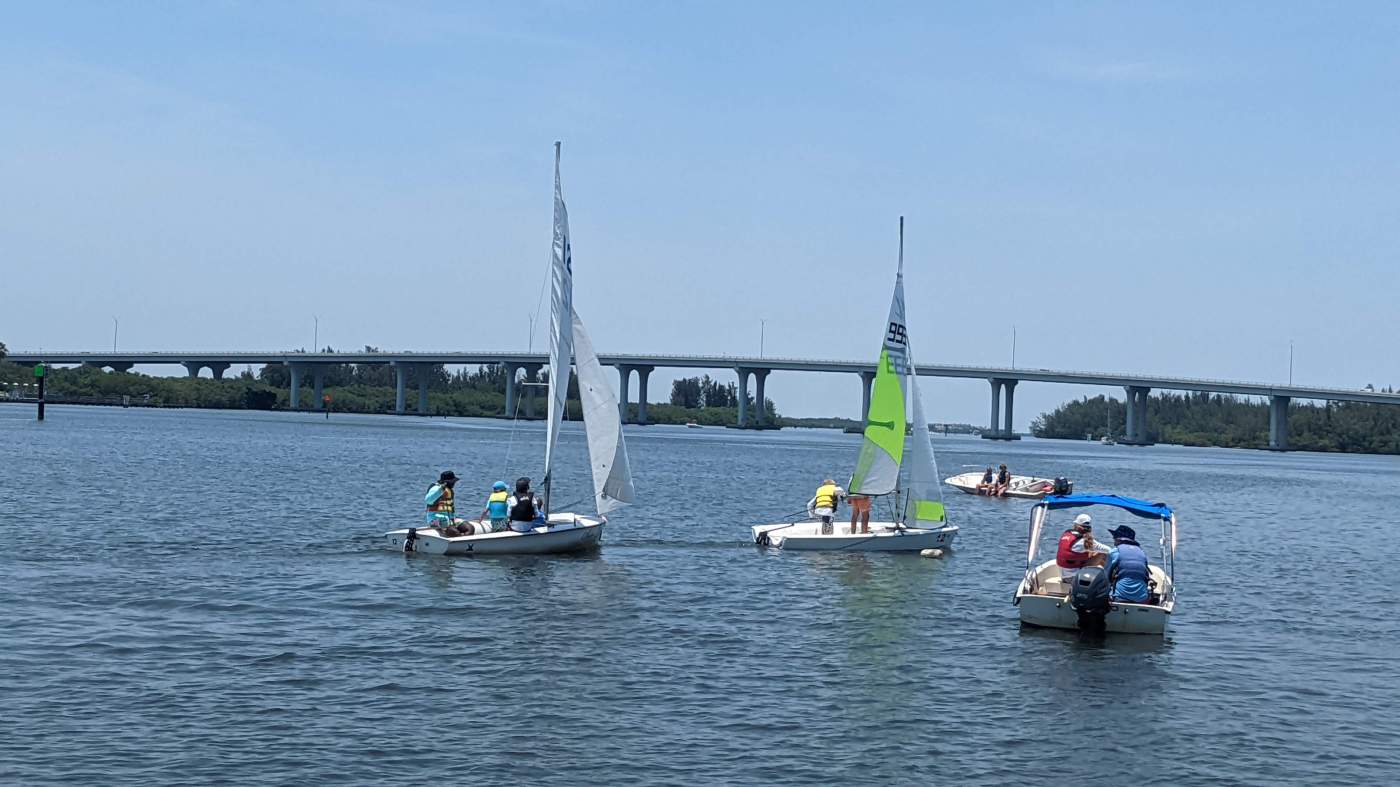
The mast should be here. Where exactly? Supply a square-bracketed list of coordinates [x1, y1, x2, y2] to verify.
[542, 140, 574, 512]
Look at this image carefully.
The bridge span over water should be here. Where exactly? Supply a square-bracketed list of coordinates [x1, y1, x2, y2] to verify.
[9, 350, 1400, 451]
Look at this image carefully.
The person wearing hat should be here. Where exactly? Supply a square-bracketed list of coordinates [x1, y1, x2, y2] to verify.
[507, 477, 546, 532]
[477, 480, 511, 532]
[1106, 525, 1152, 603]
[807, 477, 845, 535]
[425, 471, 461, 531]
[1055, 512, 1109, 583]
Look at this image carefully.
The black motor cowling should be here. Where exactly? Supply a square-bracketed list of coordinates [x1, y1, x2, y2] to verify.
[1052, 477, 1073, 496]
[1068, 566, 1110, 633]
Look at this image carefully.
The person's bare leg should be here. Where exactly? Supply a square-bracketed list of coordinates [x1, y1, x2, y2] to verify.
[861, 509, 870, 533]
[850, 509, 859, 534]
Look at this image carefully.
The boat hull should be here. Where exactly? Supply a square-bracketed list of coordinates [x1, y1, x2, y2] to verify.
[385, 514, 603, 556]
[751, 520, 958, 552]
[1014, 560, 1173, 635]
[944, 472, 1054, 500]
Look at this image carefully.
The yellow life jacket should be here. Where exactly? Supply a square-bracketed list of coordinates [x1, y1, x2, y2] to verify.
[427, 484, 455, 513]
[487, 490, 510, 518]
[814, 483, 840, 510]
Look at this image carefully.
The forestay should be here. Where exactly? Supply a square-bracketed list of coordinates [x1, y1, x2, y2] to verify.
[848, 219, 910, 496]
[543, 141, 574, 499]
[572, 310, 635, 515]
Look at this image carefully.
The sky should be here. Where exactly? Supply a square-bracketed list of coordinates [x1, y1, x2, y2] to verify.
[2, 2, 1398, 426]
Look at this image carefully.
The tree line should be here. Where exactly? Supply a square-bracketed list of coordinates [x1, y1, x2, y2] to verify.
[669, 375, 778, 421]
[1031, 391, 1400, 454]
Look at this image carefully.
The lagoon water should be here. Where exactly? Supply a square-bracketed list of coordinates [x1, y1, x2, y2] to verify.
[3, 405, 1399, 785]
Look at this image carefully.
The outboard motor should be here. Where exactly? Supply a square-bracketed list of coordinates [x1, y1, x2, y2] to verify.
[1068, 566, 1110, 634]
[1052, 477, 1073, 496]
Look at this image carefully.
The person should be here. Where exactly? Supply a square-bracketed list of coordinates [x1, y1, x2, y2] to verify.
[975, 466, 996, 495]
[807, 478, 845, 535]
[1056, 513, 1109, 585]
[1106, 525, 1152, 603]
[480, 480, 510, 532]
[993, 463, 1012, 497]
[847, 492, 872, 534]
[425, 470, 470, 536]
[507, 477, 546, 533]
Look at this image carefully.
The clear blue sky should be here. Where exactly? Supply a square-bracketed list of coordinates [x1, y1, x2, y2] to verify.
[3, 2, 1397, 425]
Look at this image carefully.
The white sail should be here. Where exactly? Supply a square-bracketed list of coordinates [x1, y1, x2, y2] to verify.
[904, 358, 946, 527]
[572, 310, 635, 515]
[848, 218, 910, 496]
[543, 141, 574, 501]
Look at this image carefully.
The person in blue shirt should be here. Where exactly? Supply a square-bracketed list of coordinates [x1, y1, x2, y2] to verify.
[1106, 525, 1152, 603]
[480, 480, 511, 532]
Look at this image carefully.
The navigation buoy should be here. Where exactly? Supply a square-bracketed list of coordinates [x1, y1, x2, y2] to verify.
[920, 548, 944, 558]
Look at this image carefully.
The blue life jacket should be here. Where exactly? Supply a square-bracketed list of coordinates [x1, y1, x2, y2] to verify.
[487, 490, 509, 520]
[1110, 543, 1151, 602]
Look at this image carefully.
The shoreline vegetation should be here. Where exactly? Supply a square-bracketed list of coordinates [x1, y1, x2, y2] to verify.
[1033, 392, 1400, 455]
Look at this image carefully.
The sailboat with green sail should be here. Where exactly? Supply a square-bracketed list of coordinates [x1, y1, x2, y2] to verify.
[751, 218, 958, 552]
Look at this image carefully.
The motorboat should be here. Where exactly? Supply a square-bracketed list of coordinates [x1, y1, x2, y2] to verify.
[944, 472, 1059, 499]
[385, 143, 635, 556]
[685, 421, 701, 429]
[1100, 435, 1116, 446]
[752, 217, 957, 553]
[1012, 494, 1177, 635]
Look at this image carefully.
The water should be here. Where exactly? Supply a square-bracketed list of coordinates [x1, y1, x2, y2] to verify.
[3, 405, 1399, 785]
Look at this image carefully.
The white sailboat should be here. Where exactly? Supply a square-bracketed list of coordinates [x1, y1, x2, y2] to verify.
[752, 218, 958, 552]
[385, 143, 635, 556]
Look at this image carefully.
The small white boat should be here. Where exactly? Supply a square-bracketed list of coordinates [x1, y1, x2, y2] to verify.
[1100, 435, 1116, 446]
[685, 422, 701, 429]
[753, 217, 957, 553]
[386, 143, 635, 557]
[944, 472, 1058, 499]
[387, 514, 604, 555]
[1013, 494, 1177, 635]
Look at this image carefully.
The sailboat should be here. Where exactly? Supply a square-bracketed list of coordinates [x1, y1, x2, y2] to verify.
[385, 143, 635, 556]
[751, 218, 957, 552]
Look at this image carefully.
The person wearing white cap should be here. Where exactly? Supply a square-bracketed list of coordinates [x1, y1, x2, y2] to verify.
[1055, 512, 1110, 584]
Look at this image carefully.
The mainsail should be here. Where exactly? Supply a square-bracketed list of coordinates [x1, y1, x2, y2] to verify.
[904, 359, 946, 526]
[848, 218, 910, 496]
[543, 141, 574, 500]
[572, 310, 635, 515]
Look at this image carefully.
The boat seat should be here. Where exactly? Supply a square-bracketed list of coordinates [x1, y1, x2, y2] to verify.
[1036, 575, 1070, 596]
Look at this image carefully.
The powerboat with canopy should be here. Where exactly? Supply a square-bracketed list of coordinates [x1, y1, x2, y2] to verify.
[751, 218, 957, 553]
[384, 143, 635, 556]
[1013, 494, 1177, 634]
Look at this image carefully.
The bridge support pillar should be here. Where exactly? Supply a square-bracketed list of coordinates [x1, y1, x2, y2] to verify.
[182, 362, 203, 379]
[735, 368, 752, 428]
[617, 365, 633, 424]
[636, 366, 653, 425]
[504, 364, 519, 417]
[1123, 386, 1152, 445]
[289, 363, 305, 410]
[312, 368, 325, 410]
[860, 371, 874, 422]
[753, 369, 770, 428]
[108, 363, 133, 373]
[522, 364, 541, 418]
[1269, 395, 1291, 451]
[982, 378, 1021, 440]
[417, 364, 430, 415]
[207, 363, 230, 380]
[394, 363, 407, 415]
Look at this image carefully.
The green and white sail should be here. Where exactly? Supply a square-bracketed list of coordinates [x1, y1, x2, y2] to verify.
[848, 218, 910, 496]
[904, 358, 946, 526]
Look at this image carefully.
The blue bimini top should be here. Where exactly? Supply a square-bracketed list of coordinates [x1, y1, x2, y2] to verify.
[1042, 494, 1173, 520]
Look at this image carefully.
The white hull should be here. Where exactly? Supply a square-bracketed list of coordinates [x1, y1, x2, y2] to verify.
[752, 520, 958, 552]
[944, 472, 1055, 500]
[1014, 559, 1174, 635]
[385, 514, 603, 556]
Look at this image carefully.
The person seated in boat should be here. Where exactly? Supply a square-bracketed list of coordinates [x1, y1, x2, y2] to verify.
[1106, 525, 1152, 603]
[993, 464, 1012, 497]
[847, 492, 872, 535]
[807, 478, 845, 535]
[975, 466, 996, 495]
[425, 470, 470, 536]
[507, 477, 546, 533]
[479, 480, 510, 532]
[1056, 513, 1109, 584]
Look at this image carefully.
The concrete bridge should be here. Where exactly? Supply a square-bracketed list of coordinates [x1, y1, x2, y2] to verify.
[9, 350, 1400, 451]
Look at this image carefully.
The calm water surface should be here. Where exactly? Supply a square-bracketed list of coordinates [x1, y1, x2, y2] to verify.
[3, 405, 1399, 785]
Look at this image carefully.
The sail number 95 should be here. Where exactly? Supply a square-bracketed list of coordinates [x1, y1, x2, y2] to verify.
[886, 322, 908, 346]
